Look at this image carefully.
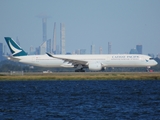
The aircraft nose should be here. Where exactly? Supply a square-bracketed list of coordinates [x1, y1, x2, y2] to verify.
[153, 60, 158, 66]
[155, 61, 158, 65]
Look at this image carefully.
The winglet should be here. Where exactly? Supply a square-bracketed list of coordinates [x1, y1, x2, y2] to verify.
[4, 37, 27, 56]
[46, 52, 61, 60]
[46, 52, 53, 58]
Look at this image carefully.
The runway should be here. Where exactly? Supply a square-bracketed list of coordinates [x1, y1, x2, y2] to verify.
[0, 72, 160, 80]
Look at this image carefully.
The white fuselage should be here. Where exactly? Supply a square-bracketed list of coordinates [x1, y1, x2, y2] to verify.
[13, 54, 157, 68]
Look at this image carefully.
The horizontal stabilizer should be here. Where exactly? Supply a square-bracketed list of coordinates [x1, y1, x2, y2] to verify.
[4, 55, 21, 61]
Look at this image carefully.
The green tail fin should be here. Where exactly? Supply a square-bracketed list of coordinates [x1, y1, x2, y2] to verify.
[4, 37, 27, 56]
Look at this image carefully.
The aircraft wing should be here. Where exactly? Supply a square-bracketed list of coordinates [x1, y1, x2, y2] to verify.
[46, 53, 88, 65]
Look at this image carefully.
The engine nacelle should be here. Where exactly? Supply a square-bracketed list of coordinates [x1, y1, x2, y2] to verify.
[88, 62, 102, 71]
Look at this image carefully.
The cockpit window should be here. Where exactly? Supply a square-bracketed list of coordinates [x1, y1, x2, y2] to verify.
[149, 58, 154, 60]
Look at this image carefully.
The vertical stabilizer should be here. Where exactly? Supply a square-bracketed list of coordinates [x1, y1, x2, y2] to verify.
[4, 37, 27, 56]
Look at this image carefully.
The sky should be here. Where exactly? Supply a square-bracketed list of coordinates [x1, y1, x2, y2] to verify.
[0, 0, 160, 55]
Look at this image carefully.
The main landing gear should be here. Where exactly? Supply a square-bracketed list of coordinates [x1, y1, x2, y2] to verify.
[146, 66, 154, 72]
[146, 68, 150, 72]
[75, 68, 85, 72]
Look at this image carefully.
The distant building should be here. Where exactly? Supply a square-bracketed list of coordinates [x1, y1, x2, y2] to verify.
[38, 39, 52, 54]
[53, 22, 56, 54]
[66, 52, 71, 55]
[40, 41, 46, 54]
[157, 53, 160, 59]
[90, 45, 95, 54]
[42, 18, 47, 42]
[148, 53, 154, 58]
[3, 45, 6, 55]
[72, 51, 75, 54]
[56, 45, 59, 54]
[38, 15, 50, 50]
[136, 45, 142, 54]
[29, 46, 35, 55]
[108, 42, 111, 54]
[0, 43, 3, 61]
[46, 39, 52, 53]
[80, 49, 86, 54]
[75, 49, 80, 54]
[35, 47, 40, 55]
[60, 23, 66, 54]
[129, 48, 138, 54]
[99, 47, 102, 54]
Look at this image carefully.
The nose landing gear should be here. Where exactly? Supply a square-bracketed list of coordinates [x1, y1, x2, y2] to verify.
[146, 66, 154, 72]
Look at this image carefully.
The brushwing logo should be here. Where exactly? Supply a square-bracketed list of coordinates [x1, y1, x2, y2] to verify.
[9, 41, 22, 55]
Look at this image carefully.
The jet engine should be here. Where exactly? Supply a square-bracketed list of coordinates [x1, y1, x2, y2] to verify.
[88, 62, 102, 71]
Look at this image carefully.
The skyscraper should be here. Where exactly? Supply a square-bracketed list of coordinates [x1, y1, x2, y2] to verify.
[75, 49, 80, 54]
[29, 46, 35, 55]
[108, 42, 111, 54]
[129, 48, 138, 54]
[53, 22, 56, 54]
[40, 41, 46, 54]
[90, 45, 95, 54]
[56, 45, 59, 54]
[46, 39, 52, 53]
[0, 43, 3, 61]
[38, 14, 50, 43]
[136, 45, 142, 54]
[3, 44, 6, 55]
[80, 49, 86, 54]
[60, 23, 66, 54]
[42, 18, 47, 42]
[99, 47, 102, 54]
[148, 53, 154, 58]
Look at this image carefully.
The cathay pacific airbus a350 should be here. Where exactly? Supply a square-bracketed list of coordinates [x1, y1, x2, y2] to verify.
[4, 37, 157, 72]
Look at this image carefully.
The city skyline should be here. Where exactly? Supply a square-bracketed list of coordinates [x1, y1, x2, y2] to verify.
[0, 21, 156, 55]
[0, 0, 160, 55]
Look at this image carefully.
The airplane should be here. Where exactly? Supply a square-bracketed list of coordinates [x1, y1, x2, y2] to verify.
[4, 37, 157, 72]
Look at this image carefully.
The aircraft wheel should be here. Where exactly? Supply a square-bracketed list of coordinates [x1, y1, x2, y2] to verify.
[75, 69, 85, 72]
[146, 68, 149, 72]
[75, 69, 79, 72]
[81, 69, 85, 72]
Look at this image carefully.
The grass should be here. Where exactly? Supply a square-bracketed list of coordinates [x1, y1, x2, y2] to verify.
[0, 72, 160, 81]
